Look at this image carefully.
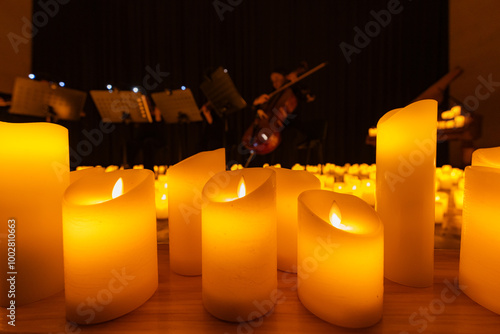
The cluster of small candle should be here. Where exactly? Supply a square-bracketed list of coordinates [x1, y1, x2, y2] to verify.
[438, 105, 467, 129]
[80, 162, 465, 225]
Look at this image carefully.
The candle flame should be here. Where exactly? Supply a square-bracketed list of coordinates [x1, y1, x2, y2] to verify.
[329, 201, 352, 231]
[237, 176, 246, 198]
[112, 178, 124, 199]
[161, 194, 167, 200]
[164, 183, 168, 189]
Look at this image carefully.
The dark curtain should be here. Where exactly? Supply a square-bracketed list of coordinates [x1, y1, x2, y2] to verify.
[32, 0, 449, 168]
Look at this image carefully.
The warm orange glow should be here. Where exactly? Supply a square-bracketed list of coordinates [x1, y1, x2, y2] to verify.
[163, 183, 168, 189]
[112, 178, 124, 199]
[238, 177, 246, 198]
[329, 201, 352, 231]
[161, 193, 167, 200]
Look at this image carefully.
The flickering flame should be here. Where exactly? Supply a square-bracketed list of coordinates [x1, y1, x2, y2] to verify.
[164, 183, 168, 189]
[112, 178, 124, 199]
[161, 194, 167, 200]
[238, 177, 246, 198]
[329, 201, 352, 231]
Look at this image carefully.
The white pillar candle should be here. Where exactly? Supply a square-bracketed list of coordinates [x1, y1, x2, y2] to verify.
[0, 121, 69, 307]
[376, 99, 437, 287]
[460, 147, 500, 315]
[297, 190, 383, 328]
[155, 175, 169, 219]
[274, 168, 320, 273]
[63, 170, 158, 324]
[202, 168, 277, 322]
[167, 148, 225, 276]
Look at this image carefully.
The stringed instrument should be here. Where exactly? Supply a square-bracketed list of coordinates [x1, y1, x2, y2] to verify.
[241, 62, 327, 155]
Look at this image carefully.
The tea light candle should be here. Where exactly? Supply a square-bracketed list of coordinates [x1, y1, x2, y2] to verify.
[167, 148, 225, 276]
[460, 147, 500, 315]
[297, 190, 383, 328]
[454, 115, 465, 128]
[376, 99, 436, 287]
[202, 168, 277, 322]
[63, 170, 158, 324]
[453, 189, 464, 210]
[273, 168, 320, 273]
[155, 175, 169, 219]
[0, 121, 69, 307]
[435, 191, 449, 213]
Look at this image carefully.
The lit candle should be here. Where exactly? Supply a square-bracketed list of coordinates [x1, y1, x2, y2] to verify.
[454, 115, 465, 128]
[435, 191, 449, 214]
[202, 168, 277, 322]
[376, 99, 436, 287]
[155, 175, 169, 219]
[460, 147, 500, 315]
[167, 148, 225, 276]
[360, 179, 376, 207]
[63, 170, 158, 324]
[297, 190, 383, 328]
[453, 189, 464, 210]
[0, 121, 69, 307]
[273, 168, 320, 273]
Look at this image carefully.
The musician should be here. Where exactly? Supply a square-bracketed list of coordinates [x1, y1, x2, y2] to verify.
[247, 64, 310, 167]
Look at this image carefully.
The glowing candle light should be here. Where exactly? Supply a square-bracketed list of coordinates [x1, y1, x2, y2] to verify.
[0, 121, 69, 307]
[167, 148, 225, 276]
[63, 170, 158, 324]
[155, 175, 169, 219]
[376, 99, 437, 287]
[460, 147, 500, 315]
[202, 168, 277, 322]
[297, 190, 383, 328]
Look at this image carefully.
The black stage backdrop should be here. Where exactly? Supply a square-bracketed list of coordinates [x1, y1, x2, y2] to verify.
[31, 0, 448, 169]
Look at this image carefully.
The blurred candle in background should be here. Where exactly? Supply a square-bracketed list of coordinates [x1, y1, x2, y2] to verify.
[167, 148, 225, 276]
[273, 168, 320, 273]
[376, 99, 437, 287]
[0, 121, 69, 307]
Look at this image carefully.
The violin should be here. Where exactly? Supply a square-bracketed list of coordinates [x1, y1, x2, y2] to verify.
[241, 62, 327, 155]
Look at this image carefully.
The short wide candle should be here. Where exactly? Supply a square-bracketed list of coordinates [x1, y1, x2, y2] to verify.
[167, 148, 225, 276]
[0, 121, 69, 307]
[63, 170, 158, 324]
[202, 168, 277, 322]
[376, 99, 437, 287]
[297, 190, 383, 328]
[460, 147, 500, 315]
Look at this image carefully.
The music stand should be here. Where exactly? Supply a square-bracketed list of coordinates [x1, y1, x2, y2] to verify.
[90, 90, 152, 123]
[90, 90, 153, 168]
[151, 88, 202, 161]
[199, 67, 247, 118]
[10, 77, 86, 121]
[151, 88, 202, 123]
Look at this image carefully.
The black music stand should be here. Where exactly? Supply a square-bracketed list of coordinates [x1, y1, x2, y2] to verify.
[9, 77, 86, 121]
[90, 89, 153, 168]
[151, 88, 202, 160]
[200, 67, 247, 152]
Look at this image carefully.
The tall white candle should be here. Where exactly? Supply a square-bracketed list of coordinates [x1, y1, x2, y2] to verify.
[0, 121, 69, 307]
[376, 99, 437, 287]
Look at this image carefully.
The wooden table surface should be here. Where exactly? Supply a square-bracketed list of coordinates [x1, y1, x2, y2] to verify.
[2, 246, 499, 334]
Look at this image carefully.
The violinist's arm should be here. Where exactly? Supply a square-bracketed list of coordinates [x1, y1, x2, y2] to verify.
[253, 94, 269, 106]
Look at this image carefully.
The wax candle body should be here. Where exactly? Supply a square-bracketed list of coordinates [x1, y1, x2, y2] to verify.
[155, 175, 169, 219]
[202, 168, 277, 322]
[274, 168, 320, 273]
[63, 170, 158, 324]
[0, 122, 69, 307]
[297, 190, 383, 328]
[167, 148, 225, 276]
[376, 99, 437, 287]
[460, 147, 500, 315]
